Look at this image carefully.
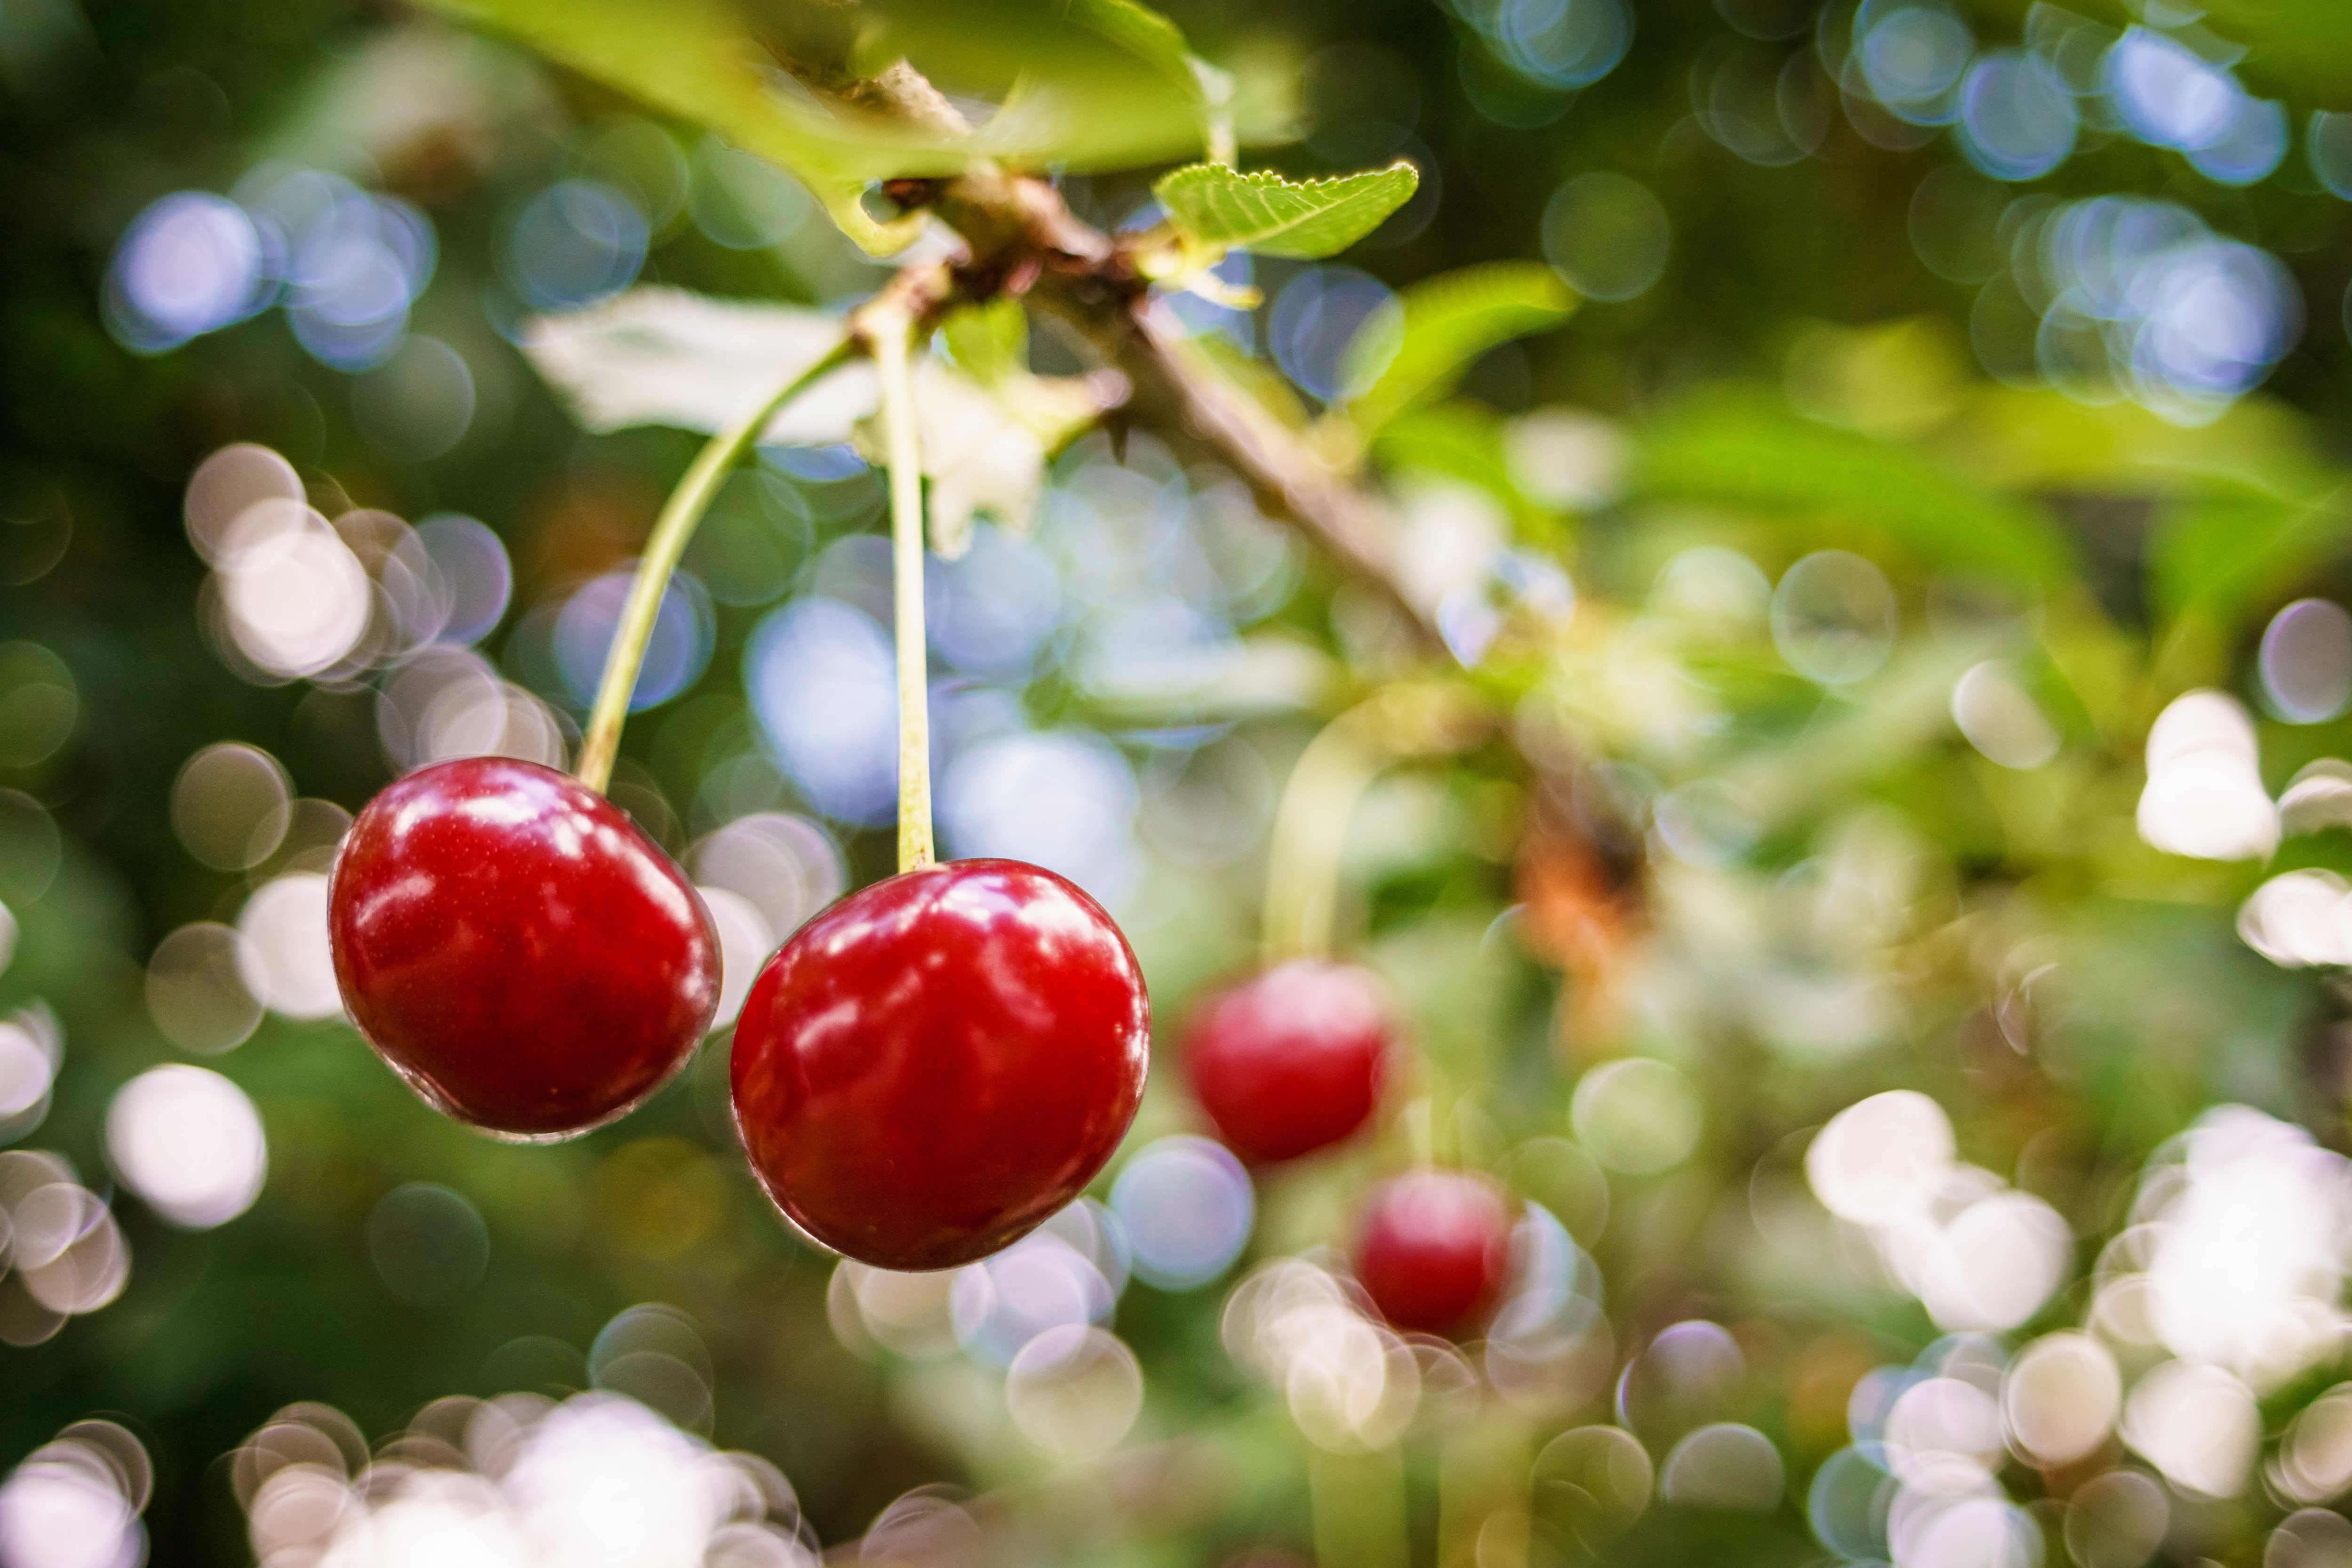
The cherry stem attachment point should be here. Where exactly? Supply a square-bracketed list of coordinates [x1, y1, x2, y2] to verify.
[575, 336, 858, 796]
[870, 304, 934, 874]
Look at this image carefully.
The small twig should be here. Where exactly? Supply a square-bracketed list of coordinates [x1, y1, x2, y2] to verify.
[578, 46, 1453, 824]
[748, 42, 1432, 642]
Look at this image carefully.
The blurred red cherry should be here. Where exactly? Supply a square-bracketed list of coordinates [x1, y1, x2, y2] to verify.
[1184, 959, 1392, 1162]
[731, 858, 1150, 1271]
[328, 756, 719, 1139]
[1352, 1169, 1513, 1336]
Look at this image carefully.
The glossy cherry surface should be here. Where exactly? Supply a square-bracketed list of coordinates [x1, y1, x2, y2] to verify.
[1352, 1170, 1513, 1336]
[329, 756, 720, 1139]
[731, 858, 1149, 1272]
[1184, 959, 1392, 1162]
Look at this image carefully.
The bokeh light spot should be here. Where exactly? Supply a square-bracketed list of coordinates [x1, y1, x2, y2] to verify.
[1270, 267, 1397, 403]
[1005, 1325, 1144, 1459]
[1772, 550, 1897, 685]
[369, 1183, 491, 1305]
[236, 873, 342, 1020]
[1111, 1136, 1254, 1290]
[1956, 52, 2076, 181]
[1571, 1058, 1701, 1175]
[1952, 661, 2059, 769]
[171, 741, 293, 870]
[745, 597, 896, 826]
[105, 191, 264, 354]
[503, 180, 648, 313]
[555, 569, 715, 713]
[938, 730, 1140, 904]
[2137, 690, 2276, 861]
[1659, 1423, 1783, 1511]
[105, 1065, 266, 1229]
[2313, 112, 2352, 200]
[145, 922, 264, 1054]
[351, 336, 477, 462]
[1542, 173, 1669, 302]
[415, 514, 514, 646]
[2261, 599, 2352, 723]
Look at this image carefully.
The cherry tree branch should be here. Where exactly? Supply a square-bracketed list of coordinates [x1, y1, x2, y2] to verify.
[790, 51, 1435, 644]
[1034, 278, 1426, 638]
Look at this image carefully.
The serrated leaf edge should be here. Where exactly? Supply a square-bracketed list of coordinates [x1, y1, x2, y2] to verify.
[1152, 159, 1419, 255]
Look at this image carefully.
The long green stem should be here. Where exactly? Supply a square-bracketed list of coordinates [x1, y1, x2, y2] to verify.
[1307, 1444, 1408, 1568]
[1261, 714, 1378, 964]
[872, 306, 934, 873]
[1438, 1408, 1532, 1568]
[574, 337, 857, 795]
[1260, 685, 1485, 963]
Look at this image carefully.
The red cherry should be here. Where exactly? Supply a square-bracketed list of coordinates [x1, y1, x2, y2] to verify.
[1352, 1170, 1513, 1336]
[731, 858, 1149, 1271]
[328, 756, 720, 1139]
[1184, 959, 1392, 1162]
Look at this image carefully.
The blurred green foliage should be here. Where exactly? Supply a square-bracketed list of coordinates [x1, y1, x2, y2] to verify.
[8, 0, 2352, 1564]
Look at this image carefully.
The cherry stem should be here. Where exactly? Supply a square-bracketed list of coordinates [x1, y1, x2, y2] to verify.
[1260, 685, 1484, 964]
[1435, 1415, 1528, 1567]
[1308, 1445, 1407, 1568]
[575, 336, 858, 796]
[871, 304, 934, 873]
[1260, 714, 1376, 965]
[1402, 1097, 1436, 1168]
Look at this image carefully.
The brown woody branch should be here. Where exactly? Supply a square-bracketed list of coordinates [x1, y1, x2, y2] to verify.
[1031, 273, 1422, 635]
[794, 48, 1434, 645]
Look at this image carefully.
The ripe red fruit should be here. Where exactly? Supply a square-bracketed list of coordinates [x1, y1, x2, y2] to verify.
[1352, 1170, 1514, 1336]
[328, 756, 720, 1139]
[731, 858, 1149, 1271]
[1184, 959, 1392, 1162]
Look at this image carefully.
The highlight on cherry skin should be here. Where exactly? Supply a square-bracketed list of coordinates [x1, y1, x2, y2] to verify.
[731, 857, 1151, 1273]
[1183, 957, 1393, 1163]
[327, 755, 722, 1141]
[1351, 1168, 1515, 1337]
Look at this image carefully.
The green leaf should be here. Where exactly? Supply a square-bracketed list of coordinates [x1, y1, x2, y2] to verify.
[874, 0, 1230, 174]
[2198, 0, 2352, 99]
[1943, 383, 2316, 494]
[2148, 469, 2352, 632]
[1065, 0, 1235, 162]
[1153, 161, 1418, 259]
[411, 0, 1238, 252]
[1340, 263, 1576, 435]
[411, 0, 922, 251]
[1065, 0, 1191, 80]
[1632, 393, 2078, 589]
[1371, 402, 1567, 547]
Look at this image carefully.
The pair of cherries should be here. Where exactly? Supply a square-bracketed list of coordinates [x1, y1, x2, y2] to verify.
[327, 756, 1148, 1270]
[1183, 959, 1513, 1337]
[328, 755, 1513, 1324]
